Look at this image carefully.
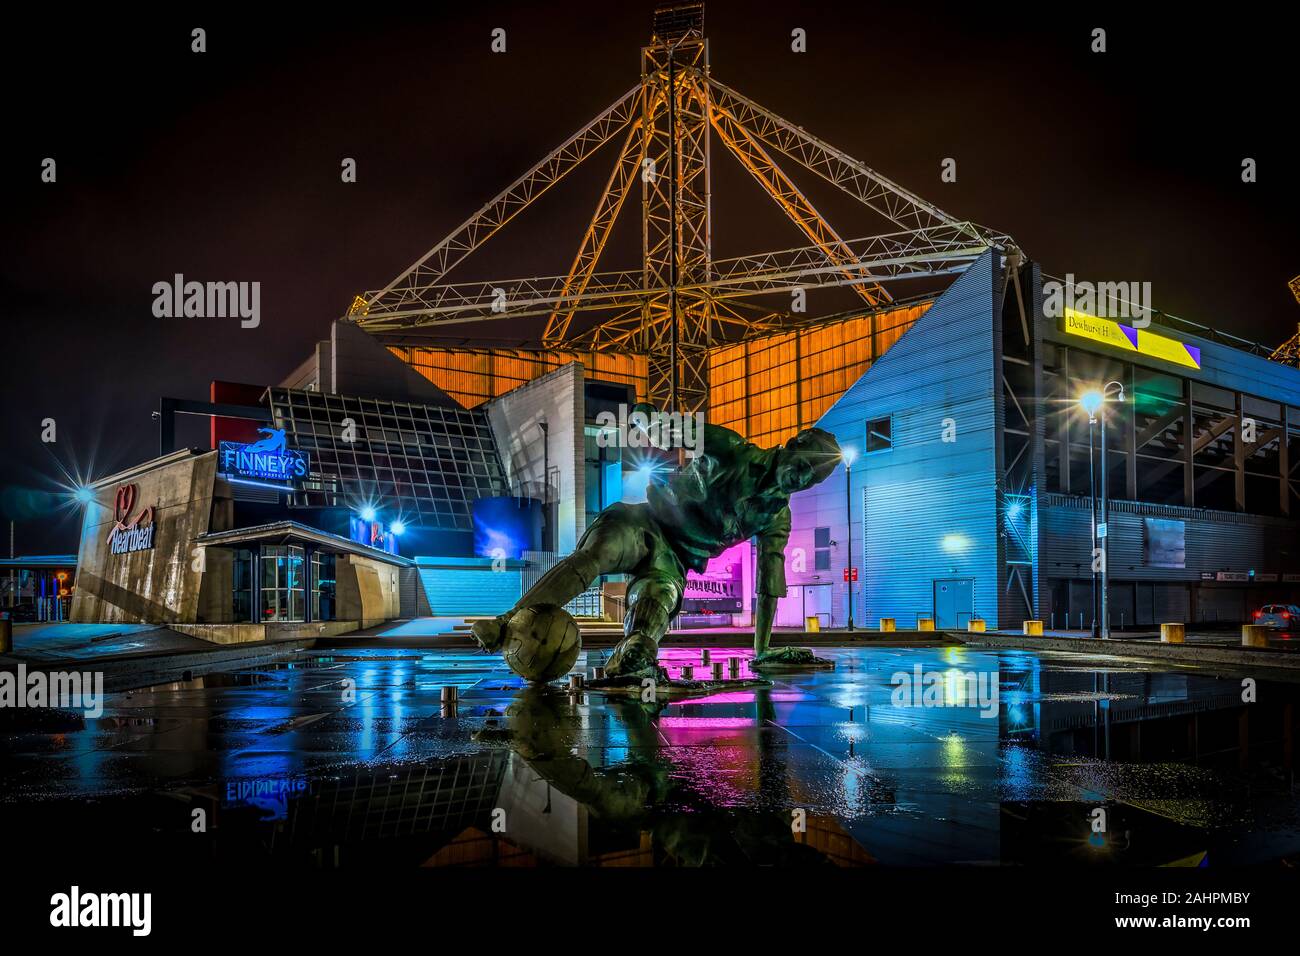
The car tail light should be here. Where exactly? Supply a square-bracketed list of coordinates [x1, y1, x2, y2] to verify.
[1254, 611, 1262, 618]
[1284, 612, 1292, 620]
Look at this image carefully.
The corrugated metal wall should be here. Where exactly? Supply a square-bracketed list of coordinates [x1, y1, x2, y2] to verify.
[1040, 496, 1298, 583]
[790, 252, 1000, 628]
[1040, 495, 1299, 624]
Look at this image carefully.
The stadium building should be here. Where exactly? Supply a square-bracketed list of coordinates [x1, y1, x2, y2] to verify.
[66, 5, 1300, 638]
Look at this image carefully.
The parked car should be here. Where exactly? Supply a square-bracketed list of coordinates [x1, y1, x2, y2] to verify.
[1253, 604, 1299, 631]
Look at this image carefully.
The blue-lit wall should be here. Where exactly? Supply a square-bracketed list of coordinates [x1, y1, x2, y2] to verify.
[472, 497, 544, 559]
[790, 252, 1001, 627]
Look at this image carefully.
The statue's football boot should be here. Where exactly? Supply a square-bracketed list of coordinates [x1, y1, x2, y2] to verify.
[470, 612, 514, 653]
[604, 632, 663, 680]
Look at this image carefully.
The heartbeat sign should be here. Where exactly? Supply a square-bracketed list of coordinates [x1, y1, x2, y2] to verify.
[106, 483, 155, 550]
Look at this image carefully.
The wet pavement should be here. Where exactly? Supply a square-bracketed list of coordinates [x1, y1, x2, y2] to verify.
[2, 644, 1298, 867]
[5, 621, 207, 661]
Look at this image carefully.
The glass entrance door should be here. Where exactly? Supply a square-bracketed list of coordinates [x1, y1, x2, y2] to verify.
[260, 545, 306, 622]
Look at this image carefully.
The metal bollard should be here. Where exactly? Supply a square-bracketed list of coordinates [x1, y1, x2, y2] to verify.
[569, 674, 584, 691]
[440, 685, 458, 718]
[592, 666, 605, 681]
[1160, 623, 1185, 644]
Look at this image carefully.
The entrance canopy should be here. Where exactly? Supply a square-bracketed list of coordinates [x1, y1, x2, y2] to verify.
[195, 521, 413, 567]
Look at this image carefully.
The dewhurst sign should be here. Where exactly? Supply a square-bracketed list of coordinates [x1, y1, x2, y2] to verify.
[219, 428, 309, 483]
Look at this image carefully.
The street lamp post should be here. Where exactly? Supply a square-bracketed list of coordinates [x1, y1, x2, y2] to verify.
[843, 448, 857, 631]
[1086, 409, 1099, 637]
[538, 419, 550, 550]
[1080, 383, 1125, 640]
[1098, 381, 1124, 639]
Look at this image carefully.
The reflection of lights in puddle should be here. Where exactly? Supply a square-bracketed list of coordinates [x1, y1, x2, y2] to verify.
[942, 733, 964, 756]
[672, 691, 804, 705]
[658, 717, 756, 729]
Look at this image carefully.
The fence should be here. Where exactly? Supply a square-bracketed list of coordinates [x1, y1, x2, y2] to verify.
[520, 551, 603, 618]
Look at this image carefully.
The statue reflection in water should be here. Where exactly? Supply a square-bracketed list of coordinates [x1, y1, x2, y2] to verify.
[475, 687, 841, 866]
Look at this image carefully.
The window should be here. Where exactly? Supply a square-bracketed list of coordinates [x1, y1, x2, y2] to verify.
[866, 416, 893, 453]
[267, 387, 509, 531]
[813, 526, 832, 571]
[232, 549, 254, 622]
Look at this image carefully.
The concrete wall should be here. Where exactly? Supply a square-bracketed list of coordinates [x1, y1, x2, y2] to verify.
[485, 362, 585, 554]
[71, 451, 221, 624]
[172, 620, 360, 645]
[789, 253, 1001, 628]
[336, 553, 402, 628]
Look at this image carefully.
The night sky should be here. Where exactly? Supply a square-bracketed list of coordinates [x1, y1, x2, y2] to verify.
[2, 2, 1297, 553]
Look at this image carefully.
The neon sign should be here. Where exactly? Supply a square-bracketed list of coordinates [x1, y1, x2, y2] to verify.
[1062, 308, 1201, 370]
[219, 428, 309, 483]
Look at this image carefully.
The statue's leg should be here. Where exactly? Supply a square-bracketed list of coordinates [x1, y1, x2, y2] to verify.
[605, 570, 683, 680]
[754, 593, 777, 657]
[471, 504, 648, 652]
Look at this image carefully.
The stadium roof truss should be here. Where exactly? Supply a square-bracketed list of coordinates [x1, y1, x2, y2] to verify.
[350, 3, 1014, 412]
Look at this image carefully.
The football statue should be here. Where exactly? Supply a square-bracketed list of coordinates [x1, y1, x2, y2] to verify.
[500, 604, 582, 683]
[474, 403, 842, 681]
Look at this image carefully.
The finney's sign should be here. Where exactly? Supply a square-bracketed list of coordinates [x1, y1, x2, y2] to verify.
[107, 484, 155, 555]
[219, 428, 309, 483]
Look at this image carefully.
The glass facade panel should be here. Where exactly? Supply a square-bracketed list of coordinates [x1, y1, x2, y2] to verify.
[391, 346, 646, 408]
[707, 303, 928, 447]
[268, 388, 511, 531]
